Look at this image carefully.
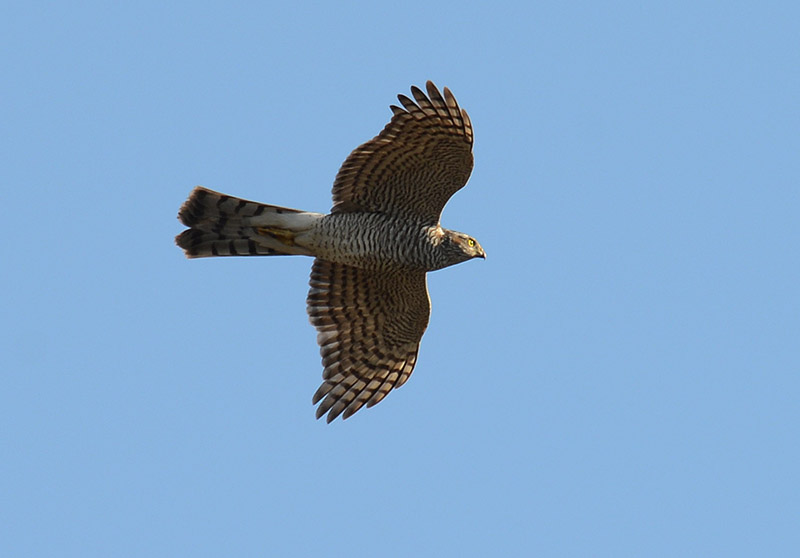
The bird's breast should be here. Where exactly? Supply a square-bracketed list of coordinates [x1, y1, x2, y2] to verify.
[304, 213, 436, 271]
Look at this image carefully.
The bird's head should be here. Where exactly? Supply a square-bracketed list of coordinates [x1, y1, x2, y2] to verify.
[444, 230, 486, 263]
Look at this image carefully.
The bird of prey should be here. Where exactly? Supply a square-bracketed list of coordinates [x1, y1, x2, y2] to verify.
[176, 81, 485, 422]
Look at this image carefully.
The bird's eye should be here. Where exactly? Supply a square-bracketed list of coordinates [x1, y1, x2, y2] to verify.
[467, 238, 475, 247]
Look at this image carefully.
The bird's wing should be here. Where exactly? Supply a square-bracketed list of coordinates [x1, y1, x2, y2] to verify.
[307, 259, 431, 422]
[330, 81, 474, 224]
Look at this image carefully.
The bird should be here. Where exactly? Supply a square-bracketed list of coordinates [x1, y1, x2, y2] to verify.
[176, 81, 485, 422]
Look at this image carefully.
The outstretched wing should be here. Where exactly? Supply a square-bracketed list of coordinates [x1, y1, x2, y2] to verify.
[307, 259, 431, 422]
[330, 81, 474, 224]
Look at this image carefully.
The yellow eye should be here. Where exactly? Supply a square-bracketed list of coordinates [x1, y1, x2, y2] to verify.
[467, 238, 475, 247]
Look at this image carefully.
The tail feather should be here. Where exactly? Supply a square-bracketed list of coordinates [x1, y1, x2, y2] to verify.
[176, 186, 322, 258]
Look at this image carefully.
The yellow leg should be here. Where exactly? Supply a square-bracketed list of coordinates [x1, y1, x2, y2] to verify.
[256, 226, 296, 246]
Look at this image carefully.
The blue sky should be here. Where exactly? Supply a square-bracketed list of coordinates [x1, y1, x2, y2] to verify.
[2, 1, 798, 556]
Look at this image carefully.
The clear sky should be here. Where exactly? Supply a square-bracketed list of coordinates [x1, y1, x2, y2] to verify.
[2, 1, 798, 556]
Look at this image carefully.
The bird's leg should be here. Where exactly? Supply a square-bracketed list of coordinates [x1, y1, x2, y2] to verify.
[256, 226, 297, 247]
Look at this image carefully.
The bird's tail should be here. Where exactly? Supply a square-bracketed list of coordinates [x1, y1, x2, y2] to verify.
[175, 187, 323, 258]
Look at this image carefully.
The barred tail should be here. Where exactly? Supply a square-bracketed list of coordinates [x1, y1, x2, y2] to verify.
[175, 186, 323, 258]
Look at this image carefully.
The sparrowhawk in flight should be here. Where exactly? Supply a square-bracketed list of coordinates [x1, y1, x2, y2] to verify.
[176, 81, 485, 422]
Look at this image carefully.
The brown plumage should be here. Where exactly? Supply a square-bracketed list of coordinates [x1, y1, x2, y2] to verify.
[176, 81, 485, 422]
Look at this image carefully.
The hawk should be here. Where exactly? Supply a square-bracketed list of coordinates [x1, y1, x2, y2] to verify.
[176, 81, 485, 422]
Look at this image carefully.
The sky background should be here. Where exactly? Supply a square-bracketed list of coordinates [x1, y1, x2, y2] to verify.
[2, 1, 798, 556]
